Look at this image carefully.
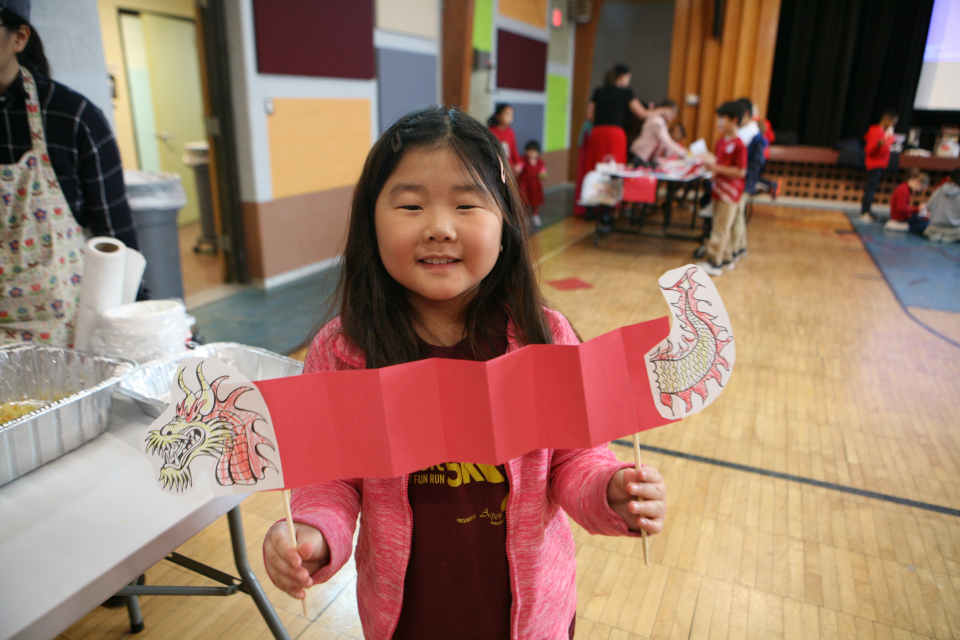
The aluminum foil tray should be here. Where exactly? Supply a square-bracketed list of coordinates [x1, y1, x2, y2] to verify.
[117, 342, 303, 418]
[0, 345, 138, 486]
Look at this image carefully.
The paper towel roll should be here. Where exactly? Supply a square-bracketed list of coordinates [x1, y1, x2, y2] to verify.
[123, 248, 146, 306]
[74, 237, 146, 351]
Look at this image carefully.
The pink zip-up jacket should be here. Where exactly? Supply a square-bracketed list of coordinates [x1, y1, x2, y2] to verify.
[288, 309, 638, 639]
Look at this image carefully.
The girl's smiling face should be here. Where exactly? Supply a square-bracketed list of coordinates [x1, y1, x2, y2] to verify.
[375, 147, 504, 312]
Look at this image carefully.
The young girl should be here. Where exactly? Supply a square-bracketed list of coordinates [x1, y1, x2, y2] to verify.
[263, 106, 666, 639]
[488, 103, 522, 173]
[517, 139, 546, 229]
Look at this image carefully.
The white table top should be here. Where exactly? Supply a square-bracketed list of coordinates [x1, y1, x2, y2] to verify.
[0, 395, 243, 640]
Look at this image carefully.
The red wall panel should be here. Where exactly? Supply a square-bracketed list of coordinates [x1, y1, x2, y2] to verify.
[253, 0, 375, 79]
[496, 30, 548, 92]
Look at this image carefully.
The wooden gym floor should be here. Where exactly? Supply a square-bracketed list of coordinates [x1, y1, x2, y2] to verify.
[61, 204, 960, 639]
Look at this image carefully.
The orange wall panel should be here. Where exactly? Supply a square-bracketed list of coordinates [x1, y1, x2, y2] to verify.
[715, 0, 742, 105]
[751, 0, 783, 115]
[733, 0, 760, 99]
[680, 0, 705, 144]
[668, 0, 782, 146]
[499, 0, 546, 28]
[268, 98, 371, 200]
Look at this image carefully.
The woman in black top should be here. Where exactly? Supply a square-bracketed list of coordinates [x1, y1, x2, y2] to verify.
[584, 63, 650, 167]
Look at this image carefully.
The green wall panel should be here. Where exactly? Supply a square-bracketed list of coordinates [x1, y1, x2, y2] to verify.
[545, 73, 569, 152]
[473, 0, 494, 52]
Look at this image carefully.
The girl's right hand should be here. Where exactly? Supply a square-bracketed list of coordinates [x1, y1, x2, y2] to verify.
[263, 521, 329, 600]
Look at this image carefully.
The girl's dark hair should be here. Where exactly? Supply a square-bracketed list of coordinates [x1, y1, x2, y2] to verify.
[333, 105, 555, 369]
[524, 139, 540, 153]
[1, 10, 50, 78]
[656, 98, 677, 110]
[487, 103, 512, 127]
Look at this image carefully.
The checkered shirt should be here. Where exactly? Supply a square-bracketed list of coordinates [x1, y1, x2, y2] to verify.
[0, 67, 139, 250]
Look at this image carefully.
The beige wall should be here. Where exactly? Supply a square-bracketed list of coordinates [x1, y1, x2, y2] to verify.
[242, 187, 353, 282]
[97, 0, 195, 170]
[375, 0, 440, 39]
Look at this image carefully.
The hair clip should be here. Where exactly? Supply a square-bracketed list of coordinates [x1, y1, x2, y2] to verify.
[498, 156, 506, 183]
[392, 131, 402, 152]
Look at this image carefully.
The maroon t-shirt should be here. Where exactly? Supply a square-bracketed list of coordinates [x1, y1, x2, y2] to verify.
[393, 336, 512, 638]
[393, 334, 576, 640]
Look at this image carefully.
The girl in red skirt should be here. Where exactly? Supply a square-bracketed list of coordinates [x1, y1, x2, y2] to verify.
[518, 140, 546, 229]
[577, 64, 651, 217]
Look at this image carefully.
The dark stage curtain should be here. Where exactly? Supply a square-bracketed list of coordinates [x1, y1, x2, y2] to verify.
[768, 0, 935, 147]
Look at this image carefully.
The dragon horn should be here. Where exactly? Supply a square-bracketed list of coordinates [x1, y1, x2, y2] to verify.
[178, 368, 195, 407]
[196, 363, 216, 417]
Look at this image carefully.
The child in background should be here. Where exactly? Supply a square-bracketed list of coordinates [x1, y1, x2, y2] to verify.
[739, 99, 781, 199]
[732, 99, 759, 264]
[885, 169, 930, 233]
[670, 122, 686, 148]
[861, 110, 899, 222]
[628, 99, 686, 166]
[696, 102, 747, 277]
[517, 140, 546, 229]
[488, 103, 522, 173]
[761, 111, 775, 160]
[262, 107, 666, 640]
[924, 169, 960, 243]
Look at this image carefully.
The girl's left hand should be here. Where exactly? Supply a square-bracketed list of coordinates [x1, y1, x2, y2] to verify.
[607, 465, 666, 535]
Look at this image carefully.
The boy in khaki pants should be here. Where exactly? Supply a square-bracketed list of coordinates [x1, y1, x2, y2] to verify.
[697, 102, 748, 277]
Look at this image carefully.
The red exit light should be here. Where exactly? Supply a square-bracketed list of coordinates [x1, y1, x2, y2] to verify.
[552, 7, 563, 27]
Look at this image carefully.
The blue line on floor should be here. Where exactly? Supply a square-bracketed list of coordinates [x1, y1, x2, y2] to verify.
[611, 440, 960, 518]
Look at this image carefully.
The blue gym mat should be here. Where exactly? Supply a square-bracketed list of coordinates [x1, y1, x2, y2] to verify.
[189, 264, 340, 355]
[847, 213, 960, 313]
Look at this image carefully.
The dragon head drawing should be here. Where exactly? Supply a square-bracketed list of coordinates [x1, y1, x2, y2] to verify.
[145, 362, 276, 492]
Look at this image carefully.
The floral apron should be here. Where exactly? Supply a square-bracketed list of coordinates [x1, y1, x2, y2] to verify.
[0, 68, 86, 348]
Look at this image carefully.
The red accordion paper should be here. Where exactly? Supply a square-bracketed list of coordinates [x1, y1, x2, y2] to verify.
[255, 317, 674, 489]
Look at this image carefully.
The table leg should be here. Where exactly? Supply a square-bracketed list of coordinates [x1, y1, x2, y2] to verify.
[664, 182, 676, 230]
[124, 594, 144, 634]
[692, 179, 701, 229]
[227, 506, 293, 639]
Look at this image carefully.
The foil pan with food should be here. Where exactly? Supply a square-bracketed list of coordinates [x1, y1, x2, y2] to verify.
[0, 345, 137, 486]
[117, 342, 303, 418]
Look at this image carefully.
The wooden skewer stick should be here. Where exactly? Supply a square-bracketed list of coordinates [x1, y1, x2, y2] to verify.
[632, 433, 650, 565]
[283, 489, 310, 617]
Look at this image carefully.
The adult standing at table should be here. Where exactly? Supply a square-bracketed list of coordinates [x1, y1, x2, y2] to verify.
[576, 64, 650, 217]
[0, 0, 139, 347]
[584, 64, 650, 167]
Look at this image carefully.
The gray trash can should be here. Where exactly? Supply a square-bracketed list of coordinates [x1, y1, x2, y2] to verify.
[124, 170, 188, 300]
[182, 142, 217, 254]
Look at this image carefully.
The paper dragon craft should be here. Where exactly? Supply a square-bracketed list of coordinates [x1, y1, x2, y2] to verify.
[143, 264, 735, 495]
